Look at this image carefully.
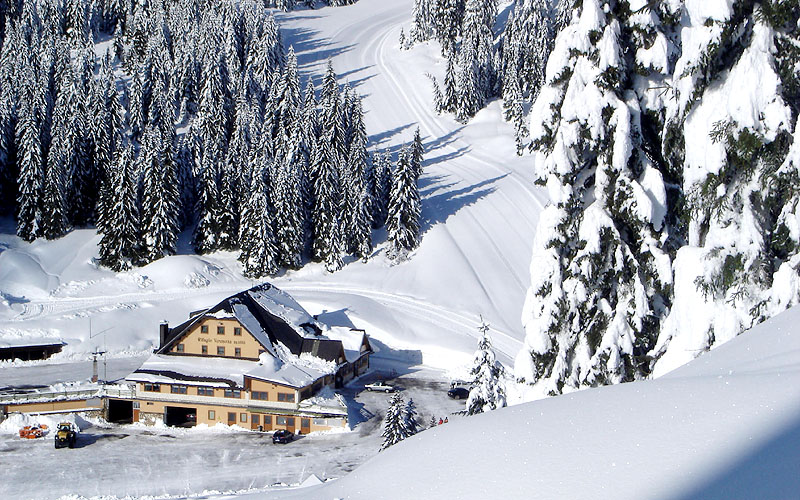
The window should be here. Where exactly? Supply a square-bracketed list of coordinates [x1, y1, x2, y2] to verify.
[224, 389, 241, 398]
[208, 410, 215, 420]
[301, 418, 310, 430]
[313, 418, 326, 426]
[217, 326, 225, 335]
[234, 327, 242, 336]
[197, 387, 214, 396]
[263, 415, 272, 425]
[276, 416, 287, 425]
[201, 345, 208, 355]
[201, 325, 208, 333]
[176, 344, 184, 353]
[234, 347, 242, 357]
[252, 391, 268, 400]
[277, 393, 295, 403]
[252, 414, 260, 425]
[240, 413, 248, 423]
[170, 385, 187, 394]
[143, 383, 160, 392]
[217, 346, 225, 356]
[227, 412, 236, 424]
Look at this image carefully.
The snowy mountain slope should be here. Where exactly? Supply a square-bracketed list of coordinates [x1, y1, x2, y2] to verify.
[258, 303, 800, 500]
[0, 0, 544, 373]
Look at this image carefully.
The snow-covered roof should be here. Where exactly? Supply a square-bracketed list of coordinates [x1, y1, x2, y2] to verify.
[160, 283, 326, 360]
[246, 357, 329, 388]
[324, 327, 369, 363]
[0, 337, 66, 349]
[126, 354, 254, 387]
[126, 352, 333, 389]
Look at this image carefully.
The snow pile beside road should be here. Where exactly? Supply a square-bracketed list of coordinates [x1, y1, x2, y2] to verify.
[0, 412, 90, 435]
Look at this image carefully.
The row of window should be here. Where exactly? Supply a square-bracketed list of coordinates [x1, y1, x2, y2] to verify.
[144, 383, 295, 402]
[176, 344, 243, 357]
[200, 325, 242, 336]
[203, 410, 335, 428]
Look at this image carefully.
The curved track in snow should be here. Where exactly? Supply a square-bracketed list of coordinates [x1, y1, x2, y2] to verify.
[3, 0, 544, 370]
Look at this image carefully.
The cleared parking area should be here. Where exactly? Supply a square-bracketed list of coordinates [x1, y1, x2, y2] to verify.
[0, 363, 469, 499]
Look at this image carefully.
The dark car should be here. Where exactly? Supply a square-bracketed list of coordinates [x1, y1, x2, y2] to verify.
[447, 387, 469, 400]
[272, 429, 294, 444]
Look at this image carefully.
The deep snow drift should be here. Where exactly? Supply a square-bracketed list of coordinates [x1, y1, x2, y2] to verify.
[260, 303, 800, 500]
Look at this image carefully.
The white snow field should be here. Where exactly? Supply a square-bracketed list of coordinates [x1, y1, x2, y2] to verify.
[254, 303, 800, 500]
[0, 0, 542, 374]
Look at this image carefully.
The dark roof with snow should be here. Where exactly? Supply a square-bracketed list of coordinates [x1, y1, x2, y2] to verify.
[159, 283, 348, 364]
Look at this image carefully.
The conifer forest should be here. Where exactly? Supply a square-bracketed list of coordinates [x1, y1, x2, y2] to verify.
[0, 0, 422, 277]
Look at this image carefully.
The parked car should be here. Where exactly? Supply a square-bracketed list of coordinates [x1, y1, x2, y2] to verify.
[447, 387, 469, 400]
[272, 429, 294, 444]
[365, 381, 395, 393]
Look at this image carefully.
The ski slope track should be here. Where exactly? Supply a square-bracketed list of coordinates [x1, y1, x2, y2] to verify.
[1, 0, 543, 372]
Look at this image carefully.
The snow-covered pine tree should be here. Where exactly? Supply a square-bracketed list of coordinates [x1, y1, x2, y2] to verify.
[433, 0, 465, 56]
[402, 397, 420, 436]
[41, 76, 71, 240]
[342, 93, 372, 261]
[387, 146, 421, 258]
[140, 127, 180, 263]
[501, 60, 528, 154]
[273, 128, 305, 269]
[15, 78, 44, 241]
[98, 143, 142, 271]
[410, 0, 435, 43]
[91, 56, 124, 232]
[466, 320, 506, 415]
[217, 165, 240, 251]
[652, 1, 800, 373]
[320, 60, 346, 167]
[370, 151, 392, 229]
[380, 392, 409, 451]
[269, 46, 301, 159]
[311, 139, 344, 272]
[192, 137, 222, 254]
[501, 0, 556, 109]
[455, 0, 497, 122]
[298, 80, 319, 248]
[239, 162, 279, 278]
[516, 0, 675, 395]
[410, 126, 424, 179]
[441, 48, 459, 114]
[196, 54, 228, 160]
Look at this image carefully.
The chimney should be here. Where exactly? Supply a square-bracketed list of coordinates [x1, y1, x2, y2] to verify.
[159, 321, 169, 348]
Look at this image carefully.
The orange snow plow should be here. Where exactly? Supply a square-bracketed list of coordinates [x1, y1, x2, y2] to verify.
[18, 424, 48, 439]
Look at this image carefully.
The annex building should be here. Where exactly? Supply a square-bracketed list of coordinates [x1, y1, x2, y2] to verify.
[124, 283, 371, 433]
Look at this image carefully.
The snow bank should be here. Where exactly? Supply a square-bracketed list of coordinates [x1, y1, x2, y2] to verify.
[262, 304, 800, 499]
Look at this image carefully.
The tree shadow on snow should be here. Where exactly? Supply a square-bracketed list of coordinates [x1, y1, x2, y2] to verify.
[314, 308, 357, 329]
[282, 23, 356, 78]
[417, 175, 502, 234]
[670, 413, 800, 500]
[369, 123, 415, 148]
